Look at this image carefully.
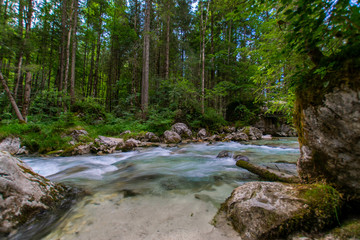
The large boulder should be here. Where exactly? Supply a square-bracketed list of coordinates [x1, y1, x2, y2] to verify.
[0, 137, 22, 155]
[0, 151, 70, 234]
[224, 132, 249, 142]
[92, 136, 124, 154]
[214, 182, 341, 240]
[239, 127, 263, 140]
[171, 123, 192, 138]
[163, 130, 181, 144]
[294, 61, 360, 195]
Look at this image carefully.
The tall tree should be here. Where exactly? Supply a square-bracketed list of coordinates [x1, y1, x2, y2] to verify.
[141, 0, 151, 118]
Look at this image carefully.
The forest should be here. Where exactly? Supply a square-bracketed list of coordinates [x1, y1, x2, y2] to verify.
[0, 0, 359, 152]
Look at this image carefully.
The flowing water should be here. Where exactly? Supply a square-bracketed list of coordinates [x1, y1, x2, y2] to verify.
[16, 138, 299, 240]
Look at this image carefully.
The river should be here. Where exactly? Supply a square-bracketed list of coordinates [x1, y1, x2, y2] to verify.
[14, 138, 299, 240]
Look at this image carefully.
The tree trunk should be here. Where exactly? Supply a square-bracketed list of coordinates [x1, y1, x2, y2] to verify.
[0, 72, 25, 122]
[22, 0, 33, 120]
[200, 0, 210, 115]
[70, 0, 78, 105]
[165, 13, 170, 79]
[14, 0, 24, 100]
[58, 0, 68, 106]
[93, 22, 102, 98]
[141, 0, 151, 119]
[131, 0, 139, 109]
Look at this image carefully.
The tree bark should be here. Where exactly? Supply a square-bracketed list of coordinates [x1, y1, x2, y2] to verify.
[165, 13, 170, 79]
[0, 72, 25, 123]
[70, 0, 78, 105]
[93, 18, 102, 98]
[141, 0, 151, 119]
[58, 0, 68, 106]
[200, 0, 210, 115]
[22, 0, 33, 120]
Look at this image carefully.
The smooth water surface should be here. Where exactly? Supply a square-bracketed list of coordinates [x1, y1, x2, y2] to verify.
[18, 138, 299, 240]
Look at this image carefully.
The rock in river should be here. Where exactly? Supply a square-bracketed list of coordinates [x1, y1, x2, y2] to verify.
[163, 130, 181, 144]
[171, 123, 192, 138]
[0, 151, 70, 234]
[214, 182, 341, 240]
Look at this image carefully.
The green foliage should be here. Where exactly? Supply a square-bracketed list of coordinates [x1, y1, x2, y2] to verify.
[71, 98, 107, 124]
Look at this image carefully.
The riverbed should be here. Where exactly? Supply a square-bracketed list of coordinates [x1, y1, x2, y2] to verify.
[16, 138, 299, 240]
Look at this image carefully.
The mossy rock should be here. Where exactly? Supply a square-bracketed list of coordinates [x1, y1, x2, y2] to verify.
[214, 182, 343, 240]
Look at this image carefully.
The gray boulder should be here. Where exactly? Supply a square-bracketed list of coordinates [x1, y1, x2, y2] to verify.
[171, 123, 192, 138]
[93, 136, 124, 154]
[295, 83, 360, 195]
[123, 138, 141, 151]
[69, 129, 89, 141]
[163, 130, 181, 144]
[72, 144, 92, 155]
[0, 137, 21, 155]
[224, 132, 249, 142]
[144, 132, 160, 142]
[214, 182, 341, 240]
[0, 151, 69, 234]
[197, 129, 207, 139]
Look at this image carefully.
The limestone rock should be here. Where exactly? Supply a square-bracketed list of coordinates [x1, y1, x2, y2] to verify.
[224, 132, 249, 142]
[123, 138, 141, 151]
[72, 144, 92, 155]
[69, 129, 88, 141]
[197, 128, 207, 139]
[239, 127, 262, 140]
[171, 123, 192, 138]
[92, 136, 124, 154]
[0, 137, 21, 155]
[144, 132, 160, 142]
[214, 182, 340, 240]
[0, 151, 69, 234]
[295, 84, 360, 195]
[262, 134, 273, 140]
[163, 130, 181, 144]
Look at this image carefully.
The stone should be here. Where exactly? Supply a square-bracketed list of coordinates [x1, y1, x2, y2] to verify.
[197, 128, 207, 139]
[233, 154, 249, 162]
[208, 135, 223, 141]
[69, 129, 88, 141]
[144, 132, 160, 142]
[254, 117, 298, 137]
[217, 150, 231, 158]
[249, 127, 263, 140]
[214, 182, 341, 240]
[171, 123, 192, 138]
[92, 136, 124, 154]
[222, 126, 236, 133]
[224, 132, 249, 142]
[262, 134, 273, 140]
[72, 144, 92, 155]
[0, 151, 69, 234]
[0, 137, 21, 155]
[123, 138, 141, 151]
[163, 130, 181, 144]
[295, 84, 360, 195]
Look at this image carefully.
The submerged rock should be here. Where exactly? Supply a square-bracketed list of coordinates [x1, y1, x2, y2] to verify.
[0, 137, 22, 155]
[163, 130, 181, 144]
[233, 154, 249, 162]
[214, 182, 342, 240]
[0, 151, 71, 234]
[171, 123, 192, 138]
[217, 150, 231, 158]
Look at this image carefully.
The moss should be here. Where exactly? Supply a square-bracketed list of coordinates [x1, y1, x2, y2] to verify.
[331, 219, 360, 239]
[61, 143, 82, 156]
